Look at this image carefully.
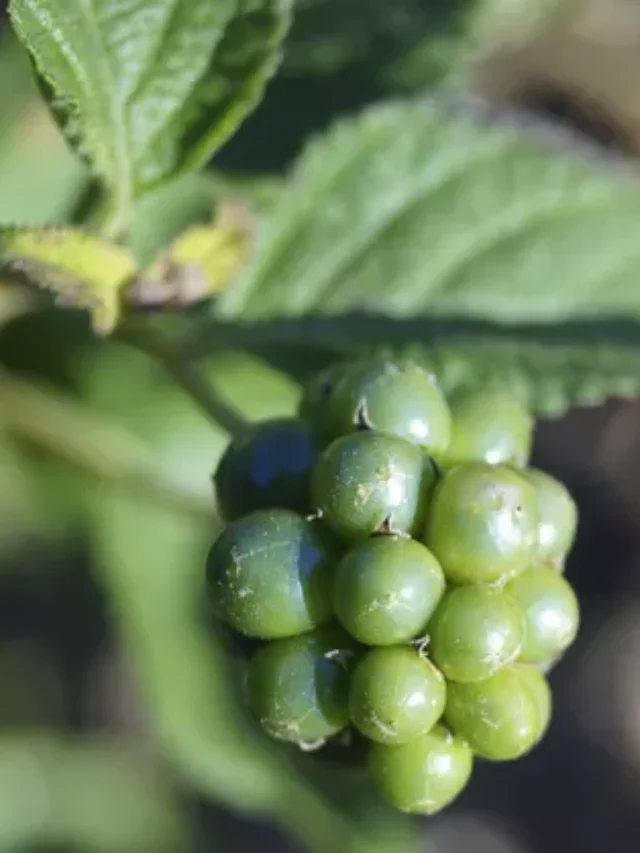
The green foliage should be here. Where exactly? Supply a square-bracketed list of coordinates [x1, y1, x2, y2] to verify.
[0, 32, 87, 225]
[9, 0, 292, 234]
[0, 211, 253, 331]
[200, 100, 640, 412]
[0, 735, 188, 851]
[392, 334, 640, 417]
[0, 439, 54, 553]
[1, 0, 640, 847]
[219, 100, 640, 323]
[0, 228, 136, 333]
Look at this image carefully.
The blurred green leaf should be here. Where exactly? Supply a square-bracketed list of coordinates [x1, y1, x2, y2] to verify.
[9, 0, 292, 235]
[0, 735, 188, 851]
[0, 33, 86, 225]
[0, 427, 89, 556]
[0, 438, 55, 553]
[81, 343, 300, 508]
[1, 339, 282, 548]
[0, 375, 93, 554]
[282, 0, 472, 76]
[0, 363, 213, 528]
[0, 228, 137, 334]
[205, 99, 640, 412]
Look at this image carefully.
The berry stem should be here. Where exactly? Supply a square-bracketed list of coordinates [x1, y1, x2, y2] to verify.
[119, 322, 250, 438]
[0, 366, 213, 524]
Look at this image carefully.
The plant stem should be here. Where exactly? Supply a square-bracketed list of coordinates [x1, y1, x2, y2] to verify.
[0, 367, 213, 525]
[178, 317, 360, 362]
[119, 323, 249, 438]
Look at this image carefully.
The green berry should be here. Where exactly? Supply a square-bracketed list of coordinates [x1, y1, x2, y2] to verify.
[515, 664, 552, 743]
[328, 358, 451, 454]
[370, 724, 473, 814]
[312, 433, 435, 541]
[445, 664, 547, 760]
[206, 509, 338, 639]
[298, 363, 346, 443]
[539, 655, 562, 674]
[444, 391, 533, 468]
[524, 469, 578, 565]
[428, 586, 524, 683]
[349, 646, 446, 744]
[423, 463, 538, 585]
[246, 624, 357, 744]
[333, 537, 445, 645]
[214, 418, 318, 521]
[505, 565, 579, 663]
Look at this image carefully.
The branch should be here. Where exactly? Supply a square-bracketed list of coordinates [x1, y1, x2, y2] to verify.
[118, 323, 249, 438]
[0, 367, 213, 525]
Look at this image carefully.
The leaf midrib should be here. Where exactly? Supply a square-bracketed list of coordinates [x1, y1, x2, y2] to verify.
[289, 133, 516, 313]
[79, 0, 133, 220]
[126, 0, 236, 170]
[125, 0, 182, 106]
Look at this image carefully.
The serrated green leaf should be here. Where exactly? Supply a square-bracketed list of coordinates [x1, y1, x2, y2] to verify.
[9, 0, 292, 234]
[0, 228, 137, 333]
[187, 315, 640, 418]
[386, 336, 640, 418]
[187, 98, 640, 412]
[219, 99, 640, 323]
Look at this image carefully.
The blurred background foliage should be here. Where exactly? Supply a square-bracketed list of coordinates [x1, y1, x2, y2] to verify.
[2, 1, 640, 852]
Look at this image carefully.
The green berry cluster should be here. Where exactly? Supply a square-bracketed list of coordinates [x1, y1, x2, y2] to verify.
[206, 358, 579, 816]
